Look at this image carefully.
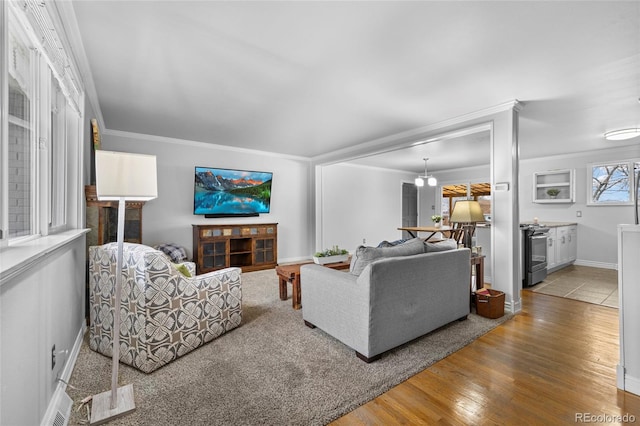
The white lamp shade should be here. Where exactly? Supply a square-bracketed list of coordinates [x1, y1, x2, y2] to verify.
[95, 150, 158, 201]
[450, 200, 485, 223]
[427, 176, 438, 186]
[415, 177, 424, 187]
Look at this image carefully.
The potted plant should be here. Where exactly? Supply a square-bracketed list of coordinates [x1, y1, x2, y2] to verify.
[546, 188, 561, 199]
[313, 245, 349, 265]
[431, 214, 442, 228]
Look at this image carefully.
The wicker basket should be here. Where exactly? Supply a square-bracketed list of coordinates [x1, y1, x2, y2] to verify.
[475, 289, 505, 319]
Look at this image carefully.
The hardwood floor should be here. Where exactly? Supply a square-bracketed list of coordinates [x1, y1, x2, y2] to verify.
[332, 291, 640, 425]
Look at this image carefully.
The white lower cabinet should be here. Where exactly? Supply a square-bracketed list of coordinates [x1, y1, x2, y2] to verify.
[547, 225, 577, 272]
[567, 226, 577, 262]
[547, 228, 558, 270]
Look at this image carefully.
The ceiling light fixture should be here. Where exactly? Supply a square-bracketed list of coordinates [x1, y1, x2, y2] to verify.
[415, 158, 437, 187]
[604, 128, 640, 141]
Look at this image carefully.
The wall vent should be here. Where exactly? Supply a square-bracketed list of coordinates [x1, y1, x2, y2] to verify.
[43, 390, 72, 426]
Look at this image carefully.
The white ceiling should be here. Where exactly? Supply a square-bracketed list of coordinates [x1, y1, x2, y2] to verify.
[70, 1, 640, 173]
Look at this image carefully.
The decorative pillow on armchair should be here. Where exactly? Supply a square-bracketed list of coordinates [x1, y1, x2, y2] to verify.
[350, 237, 426, 276]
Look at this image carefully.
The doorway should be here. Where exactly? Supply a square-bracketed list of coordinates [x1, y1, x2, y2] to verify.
[401, 182, 418, 240]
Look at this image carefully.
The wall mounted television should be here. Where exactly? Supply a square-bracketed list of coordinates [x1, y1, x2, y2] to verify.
[194, 167, 273, 218]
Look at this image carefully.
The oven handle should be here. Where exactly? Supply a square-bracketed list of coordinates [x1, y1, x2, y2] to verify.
[532, 234, 548, 240]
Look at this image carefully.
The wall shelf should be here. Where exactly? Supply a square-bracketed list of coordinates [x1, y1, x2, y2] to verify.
[533, 169, 575, 203]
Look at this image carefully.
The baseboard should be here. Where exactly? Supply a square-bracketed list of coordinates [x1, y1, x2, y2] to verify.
[574, 259, 617, 270]
[40, 320, 87, 426]
[622, 372, 640, 397]
[505, 298, 522, 314]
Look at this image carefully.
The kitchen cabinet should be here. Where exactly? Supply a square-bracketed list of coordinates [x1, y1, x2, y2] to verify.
[547, 225, 577, 272]
[547, 228, 558, 270]
[533, 169, 575, 203]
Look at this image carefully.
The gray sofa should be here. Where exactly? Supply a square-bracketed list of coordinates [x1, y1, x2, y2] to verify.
[300, 239, 471, 362]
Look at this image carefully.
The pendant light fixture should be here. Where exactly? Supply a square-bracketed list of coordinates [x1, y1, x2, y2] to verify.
[415, 158, 437, 187]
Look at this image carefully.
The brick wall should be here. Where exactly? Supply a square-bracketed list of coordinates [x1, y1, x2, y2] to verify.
[8, 80, 31, 239]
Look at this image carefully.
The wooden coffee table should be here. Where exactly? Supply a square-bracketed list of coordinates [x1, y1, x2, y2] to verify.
[275, 260, 351, 309]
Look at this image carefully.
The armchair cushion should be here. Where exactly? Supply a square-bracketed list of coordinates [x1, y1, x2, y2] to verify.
[89, 243, 241, 373]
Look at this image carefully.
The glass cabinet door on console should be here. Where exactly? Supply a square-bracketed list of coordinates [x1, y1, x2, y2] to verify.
[201, 241, 228, 270]
[255, 238, 275, 264]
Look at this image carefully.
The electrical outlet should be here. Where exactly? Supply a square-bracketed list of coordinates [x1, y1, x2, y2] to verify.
[362, 238, 366, 244]
[576, 211, 582, 217]
[51, 345, 56, 370]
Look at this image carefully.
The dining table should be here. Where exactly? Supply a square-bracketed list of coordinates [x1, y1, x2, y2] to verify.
[397, 226, 458, 241]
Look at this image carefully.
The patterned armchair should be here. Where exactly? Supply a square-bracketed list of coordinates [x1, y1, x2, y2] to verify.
[89, 243, 242, 373]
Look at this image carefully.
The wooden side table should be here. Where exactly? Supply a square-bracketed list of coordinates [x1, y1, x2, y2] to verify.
[276, 260, 351, 309]
[471, 254, 485, 291]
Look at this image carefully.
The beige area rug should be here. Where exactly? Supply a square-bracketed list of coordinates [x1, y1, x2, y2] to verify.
[67, 269, 512, 426]
[528, 265, 618, 308]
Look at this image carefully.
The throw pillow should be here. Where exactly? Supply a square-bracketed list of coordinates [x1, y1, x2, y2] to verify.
[350, 237, 425, 276]
[376, 239, 408, 248]
[425, 239, 458, 252]
[173, 263, 192, 278]
[154, 243, 188, 263]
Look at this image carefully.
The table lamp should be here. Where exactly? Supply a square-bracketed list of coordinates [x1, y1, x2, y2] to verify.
[91, 150, 157, 424]
[449, 200, 485, 249]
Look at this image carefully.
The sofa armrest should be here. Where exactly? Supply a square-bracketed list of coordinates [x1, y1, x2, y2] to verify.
[190, 267, 242, 311]
[300, 264, 370, 355]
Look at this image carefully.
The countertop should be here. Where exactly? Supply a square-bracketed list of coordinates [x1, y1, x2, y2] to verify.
[476, 221, 577, 228]
[521, 221, 577, 227]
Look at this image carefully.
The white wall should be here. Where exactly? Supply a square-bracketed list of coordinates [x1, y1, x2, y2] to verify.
[420, 145, 640, 269]
[319, 163, 416, 252]
[0, 236, 86, 425]
[520, 145, 640, 268]
[102, 131, 313, 263]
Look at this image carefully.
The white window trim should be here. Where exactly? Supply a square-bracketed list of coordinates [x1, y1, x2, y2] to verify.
[587, 160, 639, 207]
[1, 0, 84, 249]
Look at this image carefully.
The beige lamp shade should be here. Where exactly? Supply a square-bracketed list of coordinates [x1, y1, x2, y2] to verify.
[450, 200, 485, 223]
[95, 150, 158, 201]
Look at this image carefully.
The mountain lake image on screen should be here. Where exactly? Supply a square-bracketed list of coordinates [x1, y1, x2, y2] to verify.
[194, 167, 273, 216]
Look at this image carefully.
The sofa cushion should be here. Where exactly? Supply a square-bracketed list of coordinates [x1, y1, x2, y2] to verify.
[425, 239, 458, 252]
[350, 237, 425, 276]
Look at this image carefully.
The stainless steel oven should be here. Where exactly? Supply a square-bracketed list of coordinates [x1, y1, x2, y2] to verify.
[522, 225, 550, 287]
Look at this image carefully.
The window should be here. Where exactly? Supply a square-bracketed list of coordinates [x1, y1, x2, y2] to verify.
[7, 16, 34, 240]
[49, 77, 67, 231]
[1, 2, 83, 245]
[441, 182, 492, 224]
[588, 161, 639, 206]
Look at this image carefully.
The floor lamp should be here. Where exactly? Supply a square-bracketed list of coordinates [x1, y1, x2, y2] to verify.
[449, 200, 485, 249]
[91, 150, 157, 425]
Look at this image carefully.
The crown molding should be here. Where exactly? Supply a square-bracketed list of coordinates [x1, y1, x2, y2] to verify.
[312, 100, 522, 166]
[519, 143, 640, 164]
[103, 129, 311, 162]
[333, 161, 417, 176]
